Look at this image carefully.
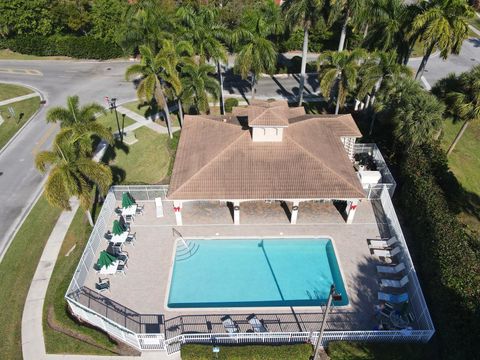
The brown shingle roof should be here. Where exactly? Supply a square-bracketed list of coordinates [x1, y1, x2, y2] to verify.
[168, 105, 364, 200]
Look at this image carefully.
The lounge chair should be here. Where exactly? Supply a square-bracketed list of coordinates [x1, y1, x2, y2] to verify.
[115, 263, 126, 276]
[369, 236, 398, 249]
[378, 292, 409, 304]
[380, 275, 409, 288]
[247, 314, 268, 332]
[95, 278, 110, 292]
[373, 246, 401, 258]
[136, 204, 145, 215]
[125, 232, 136, 246]
[377, 262, 406, 275]
[380, 302, 394, 318]
[221, 315, 239, 334]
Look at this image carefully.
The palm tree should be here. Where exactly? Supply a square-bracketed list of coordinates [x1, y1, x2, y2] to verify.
[176, 5, 229, 113]
[411, 0, 474, 80]
[317, 49, 366, 114]
[330, 0, 367, 52]
[180, 62, 220, 115]
[125, 45, 181, 139]
[445, 66, 480, 155]
[357, 51, 412, 109]
[35, 130, 112, 226]
[363, 0, 413, 63]
[156, 39, 194, 126]
[282, 0, 326, 106]
[46, 96, 113, 153]
[233, 2, 280, 101]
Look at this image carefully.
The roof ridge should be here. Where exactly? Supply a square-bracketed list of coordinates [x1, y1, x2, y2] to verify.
[284, 132, 364, 197]
[168, 130, 249, 197]
[288, 114, 361, 136]
[191, 115, 241, 128]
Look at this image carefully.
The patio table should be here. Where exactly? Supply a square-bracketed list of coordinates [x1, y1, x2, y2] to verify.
[122, 204, 137, 216]
[110, 231, 129, 244]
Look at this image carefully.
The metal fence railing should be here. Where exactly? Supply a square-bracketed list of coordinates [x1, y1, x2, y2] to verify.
[354, 143, 396, 198]
[65, 183, 434, 354]
[379, 186, 435, 333]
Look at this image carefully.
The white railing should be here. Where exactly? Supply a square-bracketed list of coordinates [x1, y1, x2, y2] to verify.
[354, 143, 396, 198]
[379, 186, 435, 332]
[66, 192, 116, 294]
[164, 328, 434, 354]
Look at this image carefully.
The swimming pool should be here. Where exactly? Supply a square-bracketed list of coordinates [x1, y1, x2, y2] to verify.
[167, 238, 348, 308]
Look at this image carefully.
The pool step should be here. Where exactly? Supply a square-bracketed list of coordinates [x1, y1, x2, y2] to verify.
[175, 241, 199, 261]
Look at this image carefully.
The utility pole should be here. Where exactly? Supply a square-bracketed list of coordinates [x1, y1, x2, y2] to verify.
[313, 284, 342, 360]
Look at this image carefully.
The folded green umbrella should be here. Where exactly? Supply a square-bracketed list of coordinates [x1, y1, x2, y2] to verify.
[97, 250, 117, 269]
[122, 192, 135, 208]
[112, 220, 124, 235]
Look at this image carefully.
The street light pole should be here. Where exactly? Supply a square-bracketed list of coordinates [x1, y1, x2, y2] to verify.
[313, 284, 342, 360]
[108, 97, 122, 143]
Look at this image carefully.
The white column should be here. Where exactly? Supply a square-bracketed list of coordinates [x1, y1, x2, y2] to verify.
[173, 200, 183, 226]
[233, 201, 240, 225]
[290, 201, 300, 224]
[346, 199, 359, 224]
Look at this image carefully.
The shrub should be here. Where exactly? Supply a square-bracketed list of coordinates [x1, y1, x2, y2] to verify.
[1, 35, 123, 59]
[181, 343, 313, 360]
[397, 144, 480, 359]
[224, 98, 239, 113]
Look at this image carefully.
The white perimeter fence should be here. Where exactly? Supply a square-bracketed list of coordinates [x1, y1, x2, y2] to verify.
[65, 185, 434, 354]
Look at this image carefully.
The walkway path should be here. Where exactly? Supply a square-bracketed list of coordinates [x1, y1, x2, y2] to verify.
[0, 92, 40, 106]
[21, 198, 179, 360]
[117, 106, 180, 135]
[469, 24, 480, 37]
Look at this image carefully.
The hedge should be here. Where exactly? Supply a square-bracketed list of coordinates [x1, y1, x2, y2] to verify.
[180, 343, 312, 360]
[0, 35, 123, 60]
[397, 144, 480, 359]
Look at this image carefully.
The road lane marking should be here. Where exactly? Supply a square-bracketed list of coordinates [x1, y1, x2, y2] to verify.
[32, 124, 57, 155]
[0, 68, 43, 76]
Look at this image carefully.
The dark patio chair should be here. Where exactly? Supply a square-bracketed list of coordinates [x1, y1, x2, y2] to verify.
[95, 278, 110, 292]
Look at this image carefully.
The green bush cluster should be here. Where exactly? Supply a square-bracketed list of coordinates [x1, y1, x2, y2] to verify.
[0, 35, 123, 60]
[181, 343, 313, 360]
[397, 144, 480, 358]
[224, 98, 239, 113]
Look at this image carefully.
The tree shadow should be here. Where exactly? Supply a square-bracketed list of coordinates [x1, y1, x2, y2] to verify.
[223, 68, 250, 103]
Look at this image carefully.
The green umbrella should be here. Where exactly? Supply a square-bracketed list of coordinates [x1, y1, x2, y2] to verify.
[96, 250, 117, 269]
[112, 220, 124, 235]
[122, 192, 135, 208]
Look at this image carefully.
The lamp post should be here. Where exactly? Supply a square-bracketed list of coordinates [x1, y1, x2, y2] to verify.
[313, 284, 342, 360]
[106, 97, 122, 143]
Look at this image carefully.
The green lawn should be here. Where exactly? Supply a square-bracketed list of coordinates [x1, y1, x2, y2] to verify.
[107, 127, 172, 184]
[43, 207, 122, 355]
[96, 110, 135, 133]
[122, 100, 181, 127]
[181, 344, 313, 360]
[0, 82, 34, 101]
[0, 195, 62, 360]
[0, 49, 70, 60]
[0, 96, 41, 150]
[441, 118, 480, 233]
[327, 341, 435, 360]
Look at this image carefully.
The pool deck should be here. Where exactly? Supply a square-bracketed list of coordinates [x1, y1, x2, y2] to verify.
[77, 199, 392, 338]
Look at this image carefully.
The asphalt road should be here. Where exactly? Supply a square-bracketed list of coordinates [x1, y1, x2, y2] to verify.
[0, 36, 479, 259]
[0, 60, 137, 259]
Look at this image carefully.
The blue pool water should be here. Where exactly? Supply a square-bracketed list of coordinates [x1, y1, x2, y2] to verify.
[167, 238, 348, 308]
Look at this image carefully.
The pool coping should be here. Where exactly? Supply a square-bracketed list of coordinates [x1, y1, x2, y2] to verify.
[163, 235, 353, 312]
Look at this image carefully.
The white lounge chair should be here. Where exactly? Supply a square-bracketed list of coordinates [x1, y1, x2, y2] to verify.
[247, 314, 268, 333]
[378, 292, 409, 304]
[377, 262, 406, 274]
[221, 315, 239, 334]
[380, 275, 409, 288]
[369, 236, 398, 249]
[373, 246, 401, 258]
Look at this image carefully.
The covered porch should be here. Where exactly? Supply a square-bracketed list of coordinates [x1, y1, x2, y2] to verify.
[171, 198, 361, 226]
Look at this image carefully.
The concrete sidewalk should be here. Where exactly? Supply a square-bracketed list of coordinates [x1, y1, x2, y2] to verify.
[117, 107, 180, 135]
[21, 198, 179, 359]
[0, 92, 40, 106]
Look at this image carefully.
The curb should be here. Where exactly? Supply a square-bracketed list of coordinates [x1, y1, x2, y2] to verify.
[0, 81, 46, 157]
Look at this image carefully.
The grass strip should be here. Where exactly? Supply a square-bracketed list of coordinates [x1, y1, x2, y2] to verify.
[0, 195, 62, 360]
[0, 82, 34, 102]
[42, 207, 126, 355]
[0, 97, 41, 150]
[181, 343, 313, 360]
